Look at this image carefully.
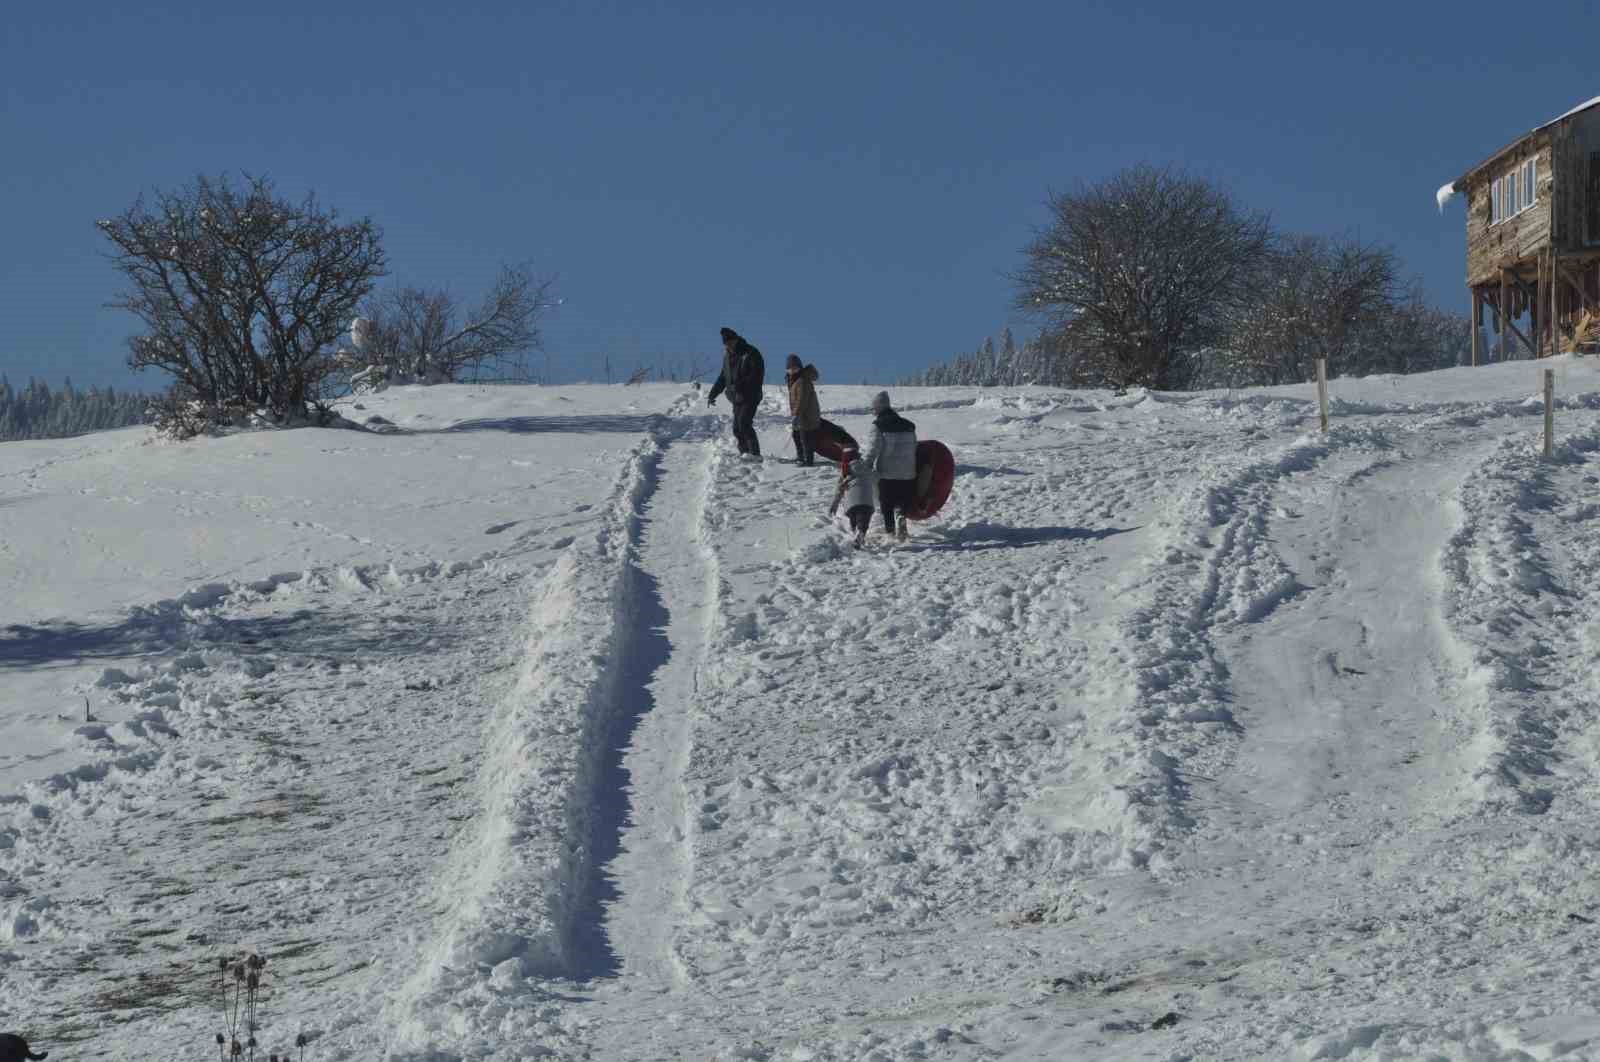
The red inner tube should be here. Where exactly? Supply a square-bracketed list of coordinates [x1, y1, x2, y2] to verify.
[811, 418, 858, 464]
[906, 440, 954, 521]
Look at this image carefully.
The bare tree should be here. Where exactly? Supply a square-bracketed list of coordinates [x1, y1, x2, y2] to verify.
[1219, 235, 1399, 386]
[349, 265, 555, 385]
[1346, 283, 1472, 376]
[98, 174, 386, 425]
[1014, 165, 1271, 390]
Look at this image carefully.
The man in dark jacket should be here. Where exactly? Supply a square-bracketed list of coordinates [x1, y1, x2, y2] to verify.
[860, 390, 917, 541]
[708, 326, 765, 456]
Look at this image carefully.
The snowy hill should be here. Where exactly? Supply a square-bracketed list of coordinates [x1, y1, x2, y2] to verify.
[6, 364, 1600, 1060]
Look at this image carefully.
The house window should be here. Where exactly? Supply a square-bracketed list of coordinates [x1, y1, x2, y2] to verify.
[1493, 161, 1539, 226]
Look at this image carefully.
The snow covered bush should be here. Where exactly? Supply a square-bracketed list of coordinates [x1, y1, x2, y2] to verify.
[146, 381, 353, 441]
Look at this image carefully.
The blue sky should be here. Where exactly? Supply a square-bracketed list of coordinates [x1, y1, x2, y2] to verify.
[2, 0, 1593, 391]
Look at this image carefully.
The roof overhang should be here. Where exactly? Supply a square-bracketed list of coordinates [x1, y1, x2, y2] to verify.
[1455, 95, 1600, 187]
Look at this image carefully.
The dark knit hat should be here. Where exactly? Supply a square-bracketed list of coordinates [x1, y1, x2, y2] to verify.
[719, 327, 737, 342]
[785, 353, 802, 369]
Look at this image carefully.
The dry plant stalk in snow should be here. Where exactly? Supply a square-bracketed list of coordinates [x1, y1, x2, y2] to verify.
[212, 952, 307, 1061]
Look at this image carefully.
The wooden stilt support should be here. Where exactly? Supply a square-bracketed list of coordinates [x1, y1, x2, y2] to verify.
[1552, 247, 1561, 354]
[1500, 270, 1509, 361]
[1471, 288, 1480, 367]
[1535, 253, 1543, 358]
[1504, 316, 1535, 355]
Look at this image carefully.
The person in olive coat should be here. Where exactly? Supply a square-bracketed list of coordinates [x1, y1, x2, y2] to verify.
[707, 326, 765, 456]
[784, 354, 821, 465]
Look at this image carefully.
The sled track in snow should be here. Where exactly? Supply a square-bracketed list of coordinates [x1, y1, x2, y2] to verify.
[384, 391, 715, 1056]
[585, 436, 717, 986]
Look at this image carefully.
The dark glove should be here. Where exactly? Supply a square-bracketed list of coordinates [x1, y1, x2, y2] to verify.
[707, 394, 715, 407]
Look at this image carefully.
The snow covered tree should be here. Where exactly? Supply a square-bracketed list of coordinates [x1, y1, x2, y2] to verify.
[0, 376, 152, 440]
[97, 174, 387, 431]
[1014, 165, 1271, 390]
[903, 326, 1074, 388]
[345, 264, 554, 387]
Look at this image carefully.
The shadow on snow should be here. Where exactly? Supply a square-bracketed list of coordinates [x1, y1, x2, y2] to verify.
[438, 414, 666, 435]
[900, 522, 1138, 553]
[954, 463, 1031, 478]
[0, 604, 475, 671]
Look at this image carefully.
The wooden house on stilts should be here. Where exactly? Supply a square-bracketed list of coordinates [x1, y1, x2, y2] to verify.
[1439, 95, 1600, 362]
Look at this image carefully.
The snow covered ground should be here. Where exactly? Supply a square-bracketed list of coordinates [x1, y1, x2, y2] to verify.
[7, 362, 1600, 1059]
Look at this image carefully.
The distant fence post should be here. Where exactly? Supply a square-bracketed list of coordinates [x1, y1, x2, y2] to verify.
[1315, 358, 1329, 433]
[1544, 368, 1555, 458]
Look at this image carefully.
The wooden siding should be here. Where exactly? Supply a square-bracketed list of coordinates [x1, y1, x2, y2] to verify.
[1461, 108, 1600, 287]
[1566, 107, 1600, 247]
[1465, 136, 1553, 285]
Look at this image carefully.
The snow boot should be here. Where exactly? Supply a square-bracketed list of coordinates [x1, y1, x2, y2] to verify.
[896, 515, 908, 542]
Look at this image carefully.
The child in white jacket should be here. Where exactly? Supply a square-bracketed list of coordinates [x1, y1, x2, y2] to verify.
[830, 449, 877, 549]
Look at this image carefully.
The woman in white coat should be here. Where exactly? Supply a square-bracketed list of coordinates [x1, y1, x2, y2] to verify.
[858, 391, 917, 541]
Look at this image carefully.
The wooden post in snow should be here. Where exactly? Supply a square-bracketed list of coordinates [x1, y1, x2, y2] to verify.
[1544, 368, 1555, 458]
[1315, 357, 1329, 433]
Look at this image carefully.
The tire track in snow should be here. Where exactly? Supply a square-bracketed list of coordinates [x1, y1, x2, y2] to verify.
[1065, 425, 1358, 867]
[1440, 418, 1600, 816]
[1009, 410, 1600, 1062]
[1195, 435, 1481, 860]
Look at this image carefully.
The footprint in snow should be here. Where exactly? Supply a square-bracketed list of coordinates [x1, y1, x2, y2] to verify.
[484, 521, 520, 535]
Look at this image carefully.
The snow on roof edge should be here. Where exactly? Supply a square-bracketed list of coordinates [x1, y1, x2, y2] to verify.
[1537, 94, 1600, 131]
[1453, 94, 1600, 187]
